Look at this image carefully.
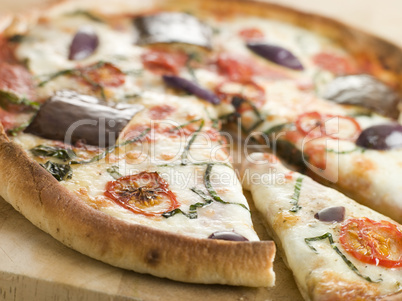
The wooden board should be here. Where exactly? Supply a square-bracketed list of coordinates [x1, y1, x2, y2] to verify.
[0, 193, 303, 301]
[1, 0, 402, 300]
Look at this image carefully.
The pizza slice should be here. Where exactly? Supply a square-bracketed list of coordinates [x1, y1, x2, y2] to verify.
[0, 88, 276, 286]
[0, 2, 277, 287]
[243, 152, 402, 300]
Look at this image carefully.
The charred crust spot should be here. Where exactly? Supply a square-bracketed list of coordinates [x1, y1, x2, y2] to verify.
[145, 249, 160, 266]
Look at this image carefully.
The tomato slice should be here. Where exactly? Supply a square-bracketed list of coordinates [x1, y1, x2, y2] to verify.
[104, 172, 179, 217]
[216, 53, 255, 83]
[80, 62, 126, 87]
[312, 52, 357, 75]
[340, 218, 402, 268]
[238, 28, 264, 41]
[215, 80, 266, 111]
[141, 49, 188, 75]
[295, 111, 361, 141]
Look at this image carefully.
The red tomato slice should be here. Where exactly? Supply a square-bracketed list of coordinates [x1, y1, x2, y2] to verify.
[141, 49, 188, 75]
[0, 62, 36, 101]
[148, 104, 176, 120]
[295, 111, 361, 141]
[216, 53, 255, 83]
[340, 218, 402, 268]
[0, 36, 17, 63]
[215, 80, 266, 111]
[312, 52, 357, 75]
[238, 28, 264, 41]
[80, 62, 125, 87]
[104, 172, 179, 217]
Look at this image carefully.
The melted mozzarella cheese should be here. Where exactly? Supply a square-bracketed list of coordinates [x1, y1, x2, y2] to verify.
[244, 153, 402, 299]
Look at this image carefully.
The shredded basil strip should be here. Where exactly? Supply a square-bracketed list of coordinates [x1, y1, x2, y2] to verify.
[186, 53, 201, 83]
[204, 163, 249, 211]
[289, 176, 304, 212]
[40, 161, 73, 181]
[169, 118, 202, 132]
[325, 147, 364, 154]
[30, 145, 76, 161]
[157, 161, 232, 169]
[162, 187, 213, 219]
[106, 165, 122, 180]
[38, 61, 108, 99]
[235, 97, 264, 133]
[263, 123, 293, 138]
[70, 128, 150, 165]
[65, 10, 104, 22]
[0, 90, 40, 110]
[181, 119, 204, 165]
[7, 122, 30, 136]
[305, 232, 382, 283]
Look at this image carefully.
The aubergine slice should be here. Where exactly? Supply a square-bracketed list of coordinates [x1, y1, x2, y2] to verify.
[134, 12, 212, 49]
[24, 90, 143, 147]
[322, 74, 400, 118]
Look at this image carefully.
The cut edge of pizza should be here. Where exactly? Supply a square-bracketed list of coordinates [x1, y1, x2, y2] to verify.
[242, 152, 402, 300]
[0, 127, 276, 287]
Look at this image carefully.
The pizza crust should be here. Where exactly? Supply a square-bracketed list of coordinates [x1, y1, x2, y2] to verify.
[0, 126, 275, 287]
[2, 0, 402, 294]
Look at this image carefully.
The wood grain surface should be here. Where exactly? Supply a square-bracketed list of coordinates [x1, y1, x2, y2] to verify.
[0, 1, 401, 300]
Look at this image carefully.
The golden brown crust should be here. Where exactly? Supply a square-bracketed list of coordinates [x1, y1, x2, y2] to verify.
[0, 126, 275, 287]
[2, 0, 402, 294]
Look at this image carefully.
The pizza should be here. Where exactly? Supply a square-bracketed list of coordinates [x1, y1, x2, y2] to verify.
[243, 152, 402, 300]
[0, 0, 402, 298]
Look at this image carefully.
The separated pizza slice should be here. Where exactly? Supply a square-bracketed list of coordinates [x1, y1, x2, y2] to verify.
[0, 86, 276, 287]
[243, 152, 402, 300]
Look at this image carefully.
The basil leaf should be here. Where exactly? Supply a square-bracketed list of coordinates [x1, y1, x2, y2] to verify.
[40, 161, 73, 181]
[305, 232, 382, 283]
[31, 145, 76, 161]
[106, 165, 122, 179]
[0, 90, 40, 110]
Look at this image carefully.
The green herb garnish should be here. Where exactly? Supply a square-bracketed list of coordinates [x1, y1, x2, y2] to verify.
[325, 147, 364, 154]
[31, 145, 76, 161]
[162, 187, 213, 219]
[289, 176, 304, 212]
[106, 165, 122, 179]
[181, 119, 204, 165]
[305, 232, 382, 283]
[65, 10, 104, 22]
[71, 128, 150, 165]
[40, 161, 73, 181]
[203, 163, 249, 211]
[37, 61, 108, 100]
[0, 90, 40, 110]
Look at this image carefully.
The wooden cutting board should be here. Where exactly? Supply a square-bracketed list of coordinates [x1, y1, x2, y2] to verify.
[1, 0, 402, 300]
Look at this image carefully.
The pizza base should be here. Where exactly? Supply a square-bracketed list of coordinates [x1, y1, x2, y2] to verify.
[1, 0, 402, 294]
[242, 153, 402, 301]
[0, 128, 276, 287]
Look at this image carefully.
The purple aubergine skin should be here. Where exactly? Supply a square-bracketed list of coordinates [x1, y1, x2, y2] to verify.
[162, 75, 221, 105]
[356, 124, 402, 150]
[247, 42, 304, 70]
[68, 26, 99, 61]
[314, 206, 345, 223]
[24, 90, 143, 148]
[208, 231, 249, 241]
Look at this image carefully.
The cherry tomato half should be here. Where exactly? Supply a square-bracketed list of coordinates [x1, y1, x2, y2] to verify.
[295, 111, 361, 141]
[216, 53, 255, 83]
[340, 218, 402, 268]
[104, 172, 179, 217]
[215, 80, 266, 112]
[141, 49, 188, 75]
[238, 28, 264, 41]
[80, 62, 126, 87]
[312, 52, 357, 75]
